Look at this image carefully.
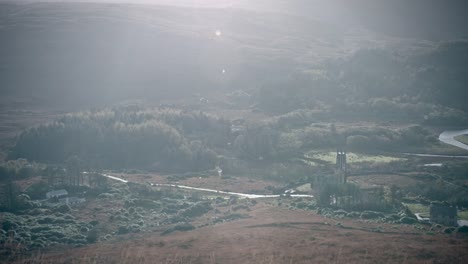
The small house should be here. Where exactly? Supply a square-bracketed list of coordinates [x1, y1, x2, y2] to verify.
[62, 197, 86, 206]
[46, 189, 68, 199]
[430, 204, 457, 226]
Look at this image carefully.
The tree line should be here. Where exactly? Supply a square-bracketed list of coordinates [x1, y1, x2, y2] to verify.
[255, 42, 468, 126]
[10, 107, 228, 173]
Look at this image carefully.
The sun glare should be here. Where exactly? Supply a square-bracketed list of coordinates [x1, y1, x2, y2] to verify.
[215, 30, 222, 36]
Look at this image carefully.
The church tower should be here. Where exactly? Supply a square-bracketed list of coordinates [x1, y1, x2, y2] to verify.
[335, 149, 347, 183]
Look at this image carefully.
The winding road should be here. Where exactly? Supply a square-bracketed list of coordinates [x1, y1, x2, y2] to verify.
[151, 183, 314, 199]
[402, 128, 468, 158]
[439, 129, 468, 151]
[89, 129, 468, 199]
[88, 172, 314, 199]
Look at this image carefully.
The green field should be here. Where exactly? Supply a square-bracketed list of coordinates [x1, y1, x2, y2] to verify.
[404, 203, 468, 220]
[401, 140, 468, 156]
[458, 210, 468, 220]
[403, 203, 430, 217]
[455, 135, 468, 145]
[305, 151, 404, 164]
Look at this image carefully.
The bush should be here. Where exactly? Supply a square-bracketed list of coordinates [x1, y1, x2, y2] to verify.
[16, 194, 34, 209]
[28, 208, 51, 216]
[444, 227, 455, 234]
[179, 202, 212, 218]
[52, 217, 75, 224]
[117, 225, 129, 235]
[43, 230, 65, 239]
[457, 226, 468, 233]
[295, 202, 308, 209]
[86, 228, 99, 243]
[97, 193, 114, 199]
[63, 214, 74, 220]
[2, 220, 19, 231]
[232, 204, 250, 211]
[54, 204, 71, 214]
[161, 223, 195, 235]
[30, 242, 46, 248]
[400, 217, 417, 224]
[25, 181, 49, 200]
[7, 230, 17, 238]
[30, 226, 52, 233]
[37, 217, 54, 224]
[360, 211, 384, 219]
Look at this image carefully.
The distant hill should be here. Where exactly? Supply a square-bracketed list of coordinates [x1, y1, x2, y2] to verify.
[1, 1, 467, 112]
[0, 1, 433, 108]
[0, 2, 342, 107]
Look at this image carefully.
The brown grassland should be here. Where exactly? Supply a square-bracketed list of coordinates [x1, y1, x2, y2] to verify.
[9, 202, 468, 264]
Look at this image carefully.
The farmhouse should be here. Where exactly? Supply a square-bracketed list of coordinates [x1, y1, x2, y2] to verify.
[430, 204, 457, 226]
[46, 189, 68, 199]
[61, 197, 86, 206]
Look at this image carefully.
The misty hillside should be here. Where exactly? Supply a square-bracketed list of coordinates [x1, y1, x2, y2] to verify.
[0, 2, 340, 105]
[0, 2, 444, 108]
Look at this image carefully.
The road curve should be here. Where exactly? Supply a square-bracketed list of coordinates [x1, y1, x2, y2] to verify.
[152, 183, 314, 199]
[402, 153, 468, 158]
[439, 129, 468, 151]
[89, 172, 313, 199]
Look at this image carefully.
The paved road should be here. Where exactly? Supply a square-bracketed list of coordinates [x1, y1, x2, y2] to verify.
[402, 152, 468, 158]
[92, 172, 314, 199]
[90, 128, 468, 199]
[402, 129, 468, 158]
[439, 129, 468, 151]
[152, 183, 313, 199]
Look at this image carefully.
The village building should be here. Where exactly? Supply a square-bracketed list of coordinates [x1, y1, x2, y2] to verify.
[46, 189, 68, 199]
[430, 204, 457, 226]
[335, 149, 347, 184]
[61, 197, 86, 206]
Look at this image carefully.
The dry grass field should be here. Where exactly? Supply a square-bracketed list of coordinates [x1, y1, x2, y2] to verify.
[10, 203, 468, 264]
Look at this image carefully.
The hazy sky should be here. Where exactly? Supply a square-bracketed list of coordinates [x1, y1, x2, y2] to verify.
[5, 0, 467, 39]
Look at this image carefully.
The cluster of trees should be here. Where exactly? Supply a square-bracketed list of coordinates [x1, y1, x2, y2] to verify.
[6, 105, 441, 184]
[317, 183, 394, 212]
[406, 180, 468, 208]
[0, 160, 41, 211]
[255, 42, 468, 126]
[0, 159, 43, 182]
[10, 107, 228, 173]
[409, 40, 468, 112]
[240, 118, 435, 156]
[345, 125, 436, 151]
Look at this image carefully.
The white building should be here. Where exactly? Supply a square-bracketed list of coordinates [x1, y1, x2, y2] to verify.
[46, 189, 68, 199]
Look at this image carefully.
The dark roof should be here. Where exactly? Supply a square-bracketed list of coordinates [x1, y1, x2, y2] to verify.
[46, 189, 68, 196]
[430, 205, 457, 217]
